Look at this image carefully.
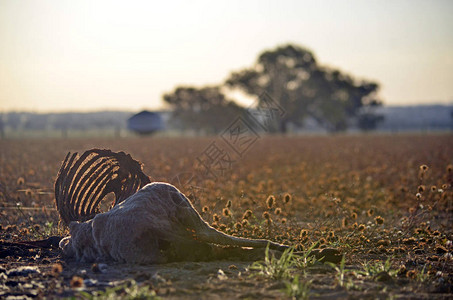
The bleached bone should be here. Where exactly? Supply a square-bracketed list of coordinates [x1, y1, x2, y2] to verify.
[56, 149, 288, 263]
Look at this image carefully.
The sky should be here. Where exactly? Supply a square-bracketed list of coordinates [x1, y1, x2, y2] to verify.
[0, 0, 452, 113]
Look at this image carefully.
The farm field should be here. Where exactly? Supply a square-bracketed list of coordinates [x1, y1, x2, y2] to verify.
[0, 134, 452, 299]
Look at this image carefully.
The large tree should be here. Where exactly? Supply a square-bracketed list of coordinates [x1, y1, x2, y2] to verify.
[226, 44, 382, 132]
[163, 86, 245, 134]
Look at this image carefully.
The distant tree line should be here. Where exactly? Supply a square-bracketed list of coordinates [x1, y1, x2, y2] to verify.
[0, 112, 129, 132]
[1, 105, 450, 137]
[164, 44, 383, 133]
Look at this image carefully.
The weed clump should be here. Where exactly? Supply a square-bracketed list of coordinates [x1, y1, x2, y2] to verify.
[266, 195, 275, 209]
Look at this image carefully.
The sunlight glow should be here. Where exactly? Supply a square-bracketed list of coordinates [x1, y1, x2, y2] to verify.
[0, 0, 452, 112]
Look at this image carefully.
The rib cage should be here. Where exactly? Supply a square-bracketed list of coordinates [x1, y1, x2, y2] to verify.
[55, 149, 151, 225]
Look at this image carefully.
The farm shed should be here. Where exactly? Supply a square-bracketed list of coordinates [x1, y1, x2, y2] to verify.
[127, 110, 165, 135]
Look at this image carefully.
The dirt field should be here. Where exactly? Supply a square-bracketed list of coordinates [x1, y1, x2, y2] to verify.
[0, 135, 452, 299]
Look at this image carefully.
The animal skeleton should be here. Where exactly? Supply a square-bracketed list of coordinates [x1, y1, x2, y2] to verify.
[55, 149, 288, 263]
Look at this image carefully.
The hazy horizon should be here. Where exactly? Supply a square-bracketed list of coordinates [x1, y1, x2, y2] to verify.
[1, 0, 452, 113]
[1, 102, 452, 115]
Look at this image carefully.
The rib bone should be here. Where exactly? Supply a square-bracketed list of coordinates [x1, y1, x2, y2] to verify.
[55, 149, 151, 225]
